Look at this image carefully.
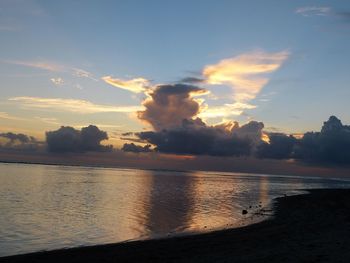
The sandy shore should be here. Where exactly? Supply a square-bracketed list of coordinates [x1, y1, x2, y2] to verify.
[1, 189, 350, 263]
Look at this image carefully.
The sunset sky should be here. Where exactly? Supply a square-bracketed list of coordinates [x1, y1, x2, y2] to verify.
[1, 0, 350, 146]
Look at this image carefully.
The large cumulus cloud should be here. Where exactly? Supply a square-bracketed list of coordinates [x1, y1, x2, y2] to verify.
[124, 83, 265, 156]
[137, 84, 207, 131]
[256, 116, 350, 164]
[135, 118, 264, 156]
[123, 79, 350, 165]
[46, 125, 112, 153]
[294, 116, 350, 164]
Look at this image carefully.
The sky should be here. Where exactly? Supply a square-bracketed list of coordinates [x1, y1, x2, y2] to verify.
[1, 0, 350, 147]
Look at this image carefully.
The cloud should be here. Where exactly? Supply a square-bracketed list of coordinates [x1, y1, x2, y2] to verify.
[0, 132, 35, 144]
[5, 60, 98, 82]
[122, 143, 153, 153]
[73, 68, 98, 81]
[198, 102, 256, 118]
[180, 50, 289, 119]
[203, 50, 289, 104]
[294, 116, 350, 164]
[296, 6, 331, 17]
[256, 133, 297, 159]
[136, 118, 264, 156]
[0, 132, 40, 151]
[296, 6, 350, 22]
[122, 132, 134, 136]
[9, 97, 142, 114]
[102, 76, 150, 93]
[255, 116, 350, 164]
[46, 125, 112, 153]
[137, 84, 208, 131]
[132, 114, 350, 164]
[35, 117, 61, 126]
[0, 112, 24, 121]
[5, 60, 65, 72]
[180, 77, 205, 83]
[50, 77, 64, 86]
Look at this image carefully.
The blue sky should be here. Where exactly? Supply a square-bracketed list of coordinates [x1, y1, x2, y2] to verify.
[1, 0, 350, 145]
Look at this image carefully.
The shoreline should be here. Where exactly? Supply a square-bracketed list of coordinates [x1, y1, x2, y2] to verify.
[2, 189, 350, 262]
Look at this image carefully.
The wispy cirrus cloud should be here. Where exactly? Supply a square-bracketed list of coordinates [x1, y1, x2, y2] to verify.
[4, 60, 98, 83]
[296, 6, 331, 17]
[34, 117, 61, 125]
[73, 68, 99, 81]
[8, 97, 142, 114]
[102, 76, 150, 93]
[296, 6, 350, 22]
[5, 60, 65, 72]
[0, 112, 24, 121]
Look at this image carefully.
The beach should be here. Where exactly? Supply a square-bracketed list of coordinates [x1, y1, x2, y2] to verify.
[1, 188, 350, 263]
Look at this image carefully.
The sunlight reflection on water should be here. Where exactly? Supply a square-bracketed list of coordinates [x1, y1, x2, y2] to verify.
[0, 163, 349, 256]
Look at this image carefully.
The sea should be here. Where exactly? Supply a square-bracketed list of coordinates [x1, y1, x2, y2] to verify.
[0, 162, 349, 257]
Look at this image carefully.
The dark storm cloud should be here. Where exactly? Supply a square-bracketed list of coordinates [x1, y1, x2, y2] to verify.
[0, 132, 35, 144]
[122, 143, 153, 153]
[121, 132, 134, 136]
[137, 84, 207, 131]
[133, 108, 350, 165]
[46, 125, 112, 153]
[256, 116, 350, 164]
[256, 133, 297, 159]
[294, 116, 350, 164]
[180, 77, 205, 84]
[136, 118, 264, 156]
[0, 132, 41, 151]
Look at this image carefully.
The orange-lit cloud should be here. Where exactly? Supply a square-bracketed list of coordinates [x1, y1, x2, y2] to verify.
[201, 50, 289, 118]
[199, 102, 256, 118]
[9, 97, 142, 114]
[203, 50, 289, 102]
[102, 76, 150, 93]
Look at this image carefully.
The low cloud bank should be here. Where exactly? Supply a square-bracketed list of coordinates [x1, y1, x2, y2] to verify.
[257, 133, 297, 159]
[122, 115, 350, 165]
[0, 132, 36, 144]
[294, 116, 350, 164]
[122, 143, 153, 153]
[0, 132, 40, 151]
[46, 125, 112, 153]
[136, 118, 263, 156]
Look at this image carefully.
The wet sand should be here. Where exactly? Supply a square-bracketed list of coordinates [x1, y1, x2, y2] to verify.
[1, 189, 350, 263]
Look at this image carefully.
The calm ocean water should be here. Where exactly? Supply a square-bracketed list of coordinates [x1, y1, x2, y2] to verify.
[0, 162, 349, 257]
